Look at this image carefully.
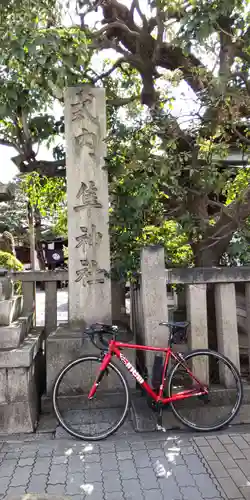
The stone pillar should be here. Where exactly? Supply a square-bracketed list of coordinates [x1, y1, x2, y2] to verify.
[65, 85, 111, 326]
[111, 280, 128, 323]
[186, 284, 209, 384]
[140, 246, 168, 369]
[46, 86, 114, 393]
[245, 283, 250, 373]
[215, 283, 240, 386]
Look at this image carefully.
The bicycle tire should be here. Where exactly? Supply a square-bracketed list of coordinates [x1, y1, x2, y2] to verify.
[53, 355, 130, 441]
[168, 349, 243, 432]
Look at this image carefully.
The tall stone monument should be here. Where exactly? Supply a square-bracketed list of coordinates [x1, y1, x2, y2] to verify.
[65, 86, 111, 325]
[46, 86, 112, 393]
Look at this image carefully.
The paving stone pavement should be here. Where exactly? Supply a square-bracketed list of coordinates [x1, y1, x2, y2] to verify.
[1, 430, 250, 499]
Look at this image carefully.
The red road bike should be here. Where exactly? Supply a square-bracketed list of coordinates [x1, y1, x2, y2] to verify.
[53, 321, 243, 440]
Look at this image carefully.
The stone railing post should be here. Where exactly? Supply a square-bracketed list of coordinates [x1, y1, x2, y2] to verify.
[245, 283, 250, 374]
[186, 284, 209, 383]
[140, 246, 168, 369]
[215, 283, 240, 386]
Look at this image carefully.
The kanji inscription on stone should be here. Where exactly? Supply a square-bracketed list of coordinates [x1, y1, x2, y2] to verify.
[71, 91, 100, 130]
[75, 224, 103, 258]
[74, 181, 102, 212]
[75, 259, 106, 286]
[75, 128, 98, 158]
[71, 92, 94, 122]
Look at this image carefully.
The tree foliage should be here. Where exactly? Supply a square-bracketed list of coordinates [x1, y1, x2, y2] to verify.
[2, 0, 250, 275]
[0, 175, 67, 247]
[0, 0, 88, 177]
[81, 0, 250, 269]
[0, 250, 23, 271]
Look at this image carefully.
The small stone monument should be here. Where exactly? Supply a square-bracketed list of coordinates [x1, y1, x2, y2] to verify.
[0, 269, 22, 326]
[0, 187, 21, 325]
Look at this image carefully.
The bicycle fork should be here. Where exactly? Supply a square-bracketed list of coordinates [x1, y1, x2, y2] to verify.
[88, 353, 112, 399]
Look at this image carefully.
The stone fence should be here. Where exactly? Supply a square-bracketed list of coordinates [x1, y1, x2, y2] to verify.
[9, 270, 68, 336]
[130, 246, 250, 378]
[4, 249, 250, 431]
[9, 250, 250, 376]
[8, 250, 250, 382]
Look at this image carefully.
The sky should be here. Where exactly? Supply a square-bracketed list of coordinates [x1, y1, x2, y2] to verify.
[0, 0, 202, 184]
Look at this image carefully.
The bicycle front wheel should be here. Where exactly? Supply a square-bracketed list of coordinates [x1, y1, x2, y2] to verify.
[53, 356, 130, 440]
[168, 349, 243, 432]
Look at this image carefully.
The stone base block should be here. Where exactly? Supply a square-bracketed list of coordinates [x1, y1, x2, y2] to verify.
[0, 295, 23, 326]
[46, 324, 136, 396]
[0, 328, 44, 434]
[0, 401, 37, 434]
[0, 328, 43, 368]
[0, 312, 33, 348]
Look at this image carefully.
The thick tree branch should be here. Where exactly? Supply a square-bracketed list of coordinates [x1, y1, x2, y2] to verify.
[90, 36, 140, 63]
[107, 94, 140, 106]
[12, 156, 66, 178]
[233, 127, 250, 146]
[187, 188, 229, 214]
[90, 1, 209, 97]
[218, 16, 235, 88]
[153, 4, 165, 63]
[92, 20, 140, 38]
[132, 0, 148, 29]
[92, 57, 125, 83]
[197, 185, 250, 263]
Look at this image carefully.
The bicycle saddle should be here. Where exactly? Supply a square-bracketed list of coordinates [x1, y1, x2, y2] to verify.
[159, 321, 189, 329]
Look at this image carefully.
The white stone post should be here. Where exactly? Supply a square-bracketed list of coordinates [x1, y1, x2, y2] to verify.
[65, 86, 111, 326]
[140, 246, 168, 369]
[215, 283, 240, 386]
[186, 284, 209, 384]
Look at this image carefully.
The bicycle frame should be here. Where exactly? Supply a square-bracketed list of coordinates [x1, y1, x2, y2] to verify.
[88, 340, 208, 402]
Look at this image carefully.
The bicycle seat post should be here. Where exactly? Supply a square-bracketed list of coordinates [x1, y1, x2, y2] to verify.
[168, 326, 173, 348]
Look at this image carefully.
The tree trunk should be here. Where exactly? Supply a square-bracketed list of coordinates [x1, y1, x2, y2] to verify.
[193, 230, 233, 267]
[34, 209, 46, 271]
[27, 203, 36, 270]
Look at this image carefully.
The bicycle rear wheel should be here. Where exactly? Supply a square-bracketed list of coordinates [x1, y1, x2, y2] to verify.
[53, 356, 130, 440]
[168, 349, 243, 432]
